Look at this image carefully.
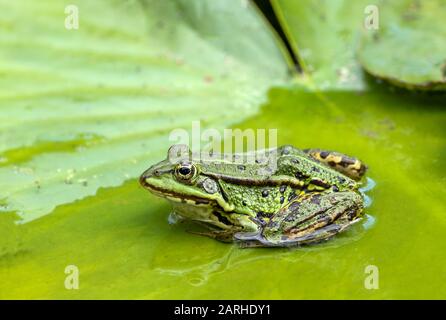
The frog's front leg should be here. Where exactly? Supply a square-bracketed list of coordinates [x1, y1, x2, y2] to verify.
[304, 148, 367, 180]
[190, 212, 260, 243]
[235, 191, 363, 247]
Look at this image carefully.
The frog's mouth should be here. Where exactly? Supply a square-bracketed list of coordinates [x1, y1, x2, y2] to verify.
[140, 178, 215, 207]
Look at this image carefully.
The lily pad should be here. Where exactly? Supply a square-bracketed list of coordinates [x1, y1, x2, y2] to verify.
[358, 0, 446, 90]
[274, 0, 446, 90]
[0, 0, 288, 222]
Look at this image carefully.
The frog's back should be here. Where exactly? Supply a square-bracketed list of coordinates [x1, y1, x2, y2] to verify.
[194, 146, 356, 191]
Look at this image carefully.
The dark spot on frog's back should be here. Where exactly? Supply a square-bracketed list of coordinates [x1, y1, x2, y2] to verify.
[295, 171, 308, 180]
[279, 185, 286, 193]
[261, 189, 269, 197]
[319, 151, 329, 159]
[340, 156, 356, 167]
[237, 165, 245, 171]
[337, 176, 346, 184]
[280, 196, 285, 204]
[310, 178, 330, 188]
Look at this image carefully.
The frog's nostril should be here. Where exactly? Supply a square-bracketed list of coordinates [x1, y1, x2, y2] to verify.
[154, 170, 161, 176]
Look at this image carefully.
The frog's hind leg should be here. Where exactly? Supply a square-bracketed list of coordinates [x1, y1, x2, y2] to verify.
[236, 223, 352, 248]
[304, 148, 367, 180]
[237, 191, 363, 247]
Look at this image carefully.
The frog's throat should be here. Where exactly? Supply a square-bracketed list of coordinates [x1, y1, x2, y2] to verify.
[141, 182, 235, 212]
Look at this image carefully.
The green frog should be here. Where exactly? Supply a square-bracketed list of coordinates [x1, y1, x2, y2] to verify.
[140, 145, 367, 247]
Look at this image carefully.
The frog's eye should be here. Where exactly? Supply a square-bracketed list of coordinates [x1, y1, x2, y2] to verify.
[174, 162, 197, 182]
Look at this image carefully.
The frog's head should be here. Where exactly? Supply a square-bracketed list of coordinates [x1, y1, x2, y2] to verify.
[139, 145, 235, 217]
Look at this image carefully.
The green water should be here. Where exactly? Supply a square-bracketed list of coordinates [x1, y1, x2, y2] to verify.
[0, 86, 445, 299]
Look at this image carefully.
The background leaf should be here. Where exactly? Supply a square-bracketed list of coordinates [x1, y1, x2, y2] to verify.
[358, 0, 446, 90]
[273, 0, 446, 91]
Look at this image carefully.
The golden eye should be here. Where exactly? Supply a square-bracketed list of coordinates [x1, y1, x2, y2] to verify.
[175, 162, 196, 181]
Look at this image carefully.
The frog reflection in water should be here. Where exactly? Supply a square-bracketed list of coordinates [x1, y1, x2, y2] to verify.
[140, 145, 368, 247]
